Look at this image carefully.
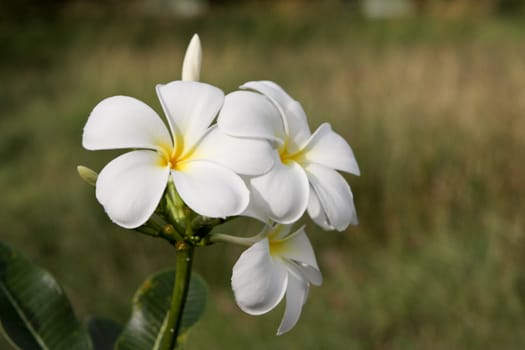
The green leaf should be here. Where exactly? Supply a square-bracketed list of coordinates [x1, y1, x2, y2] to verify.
[115, 269, 207, 350]
[87, 317, 122, 350]
[0, 241, 93, 350]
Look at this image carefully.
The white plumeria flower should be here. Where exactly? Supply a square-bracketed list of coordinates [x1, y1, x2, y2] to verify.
[231, 224, 322, 335]
[82, 36, 275, 229]
[218, 81, 360, 231]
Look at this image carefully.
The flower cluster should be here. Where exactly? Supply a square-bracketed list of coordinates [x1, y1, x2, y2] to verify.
[82, 34, 359, 335]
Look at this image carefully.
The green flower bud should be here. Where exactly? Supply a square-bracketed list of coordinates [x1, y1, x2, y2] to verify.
[77, 165, 98, 186]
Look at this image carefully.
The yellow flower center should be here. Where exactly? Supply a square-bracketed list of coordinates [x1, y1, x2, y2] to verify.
[267, 224, 288, 257]
[278, 142, 305, 165]
[269, 239, 286, 257]
[156, 141, 190, 171]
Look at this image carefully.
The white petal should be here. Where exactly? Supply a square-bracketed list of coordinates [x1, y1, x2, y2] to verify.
[193, 126, 274, 176]
[240, 177, 272, 223]
[297, 264, 323, 287]
[276, 227, 322, 285]
[171, 160, 249, 217]
[307, 188, 333, 231]
[250, 159, 310, 224]
[156, 81, 224, 153]
[218, 91, 285, 143]
[302, 123, 360, 175]
[181, 34, 202, 82]
[232, 239, 288, 315]
[277, 270, 309, 335]
[283, 101, 312, 152]
[241, 80, 311, 151]
[96, 150, 170, 228]
[305, 163, 358, 231]
[83, 96, 172, 151]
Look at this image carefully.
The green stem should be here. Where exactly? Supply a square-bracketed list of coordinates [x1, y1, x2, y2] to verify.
[165, 181, 189, 236]
[159, 242, 194, 350]
[210, 231, 266, 247]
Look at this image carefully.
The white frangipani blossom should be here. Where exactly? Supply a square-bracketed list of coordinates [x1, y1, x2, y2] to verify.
[82, 36, 275, 229]
[218, 81, 360, 231]
[231, 224, 322, 335]
[80, 32, 352, 342]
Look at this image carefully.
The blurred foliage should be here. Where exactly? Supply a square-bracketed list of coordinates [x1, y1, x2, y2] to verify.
[2, 0, 525, 20]
[1, 1, 525, 349]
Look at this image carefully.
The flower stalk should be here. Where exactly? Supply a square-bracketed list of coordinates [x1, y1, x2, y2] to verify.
[159, 241, 194, 350]
[165, 180, 189, 237]
[210, 232, 266, 247]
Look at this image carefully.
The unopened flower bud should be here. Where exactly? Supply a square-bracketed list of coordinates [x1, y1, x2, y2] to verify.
[77, 165, 98, 186]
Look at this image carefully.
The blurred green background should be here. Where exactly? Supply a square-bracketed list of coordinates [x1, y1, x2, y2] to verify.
[1, 0, 525, 349]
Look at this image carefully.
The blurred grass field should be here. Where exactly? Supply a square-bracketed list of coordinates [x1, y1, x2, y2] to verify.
[1, 2, 525, 349]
